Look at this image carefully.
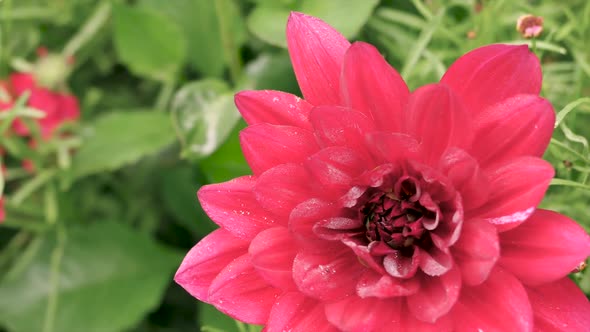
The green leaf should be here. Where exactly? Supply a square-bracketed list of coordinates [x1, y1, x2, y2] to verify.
[247, 0, 379, 47]
[0, 221, 181, 332]
[171, 79, 242, 160]
[70, 111, 176, 179]
[200, 121, 250, 183]
[198, 302, 239, 332]
[112, 4, 186, 80]
[159, 165, 217, 237]
[140, 0, 245, 77]
[239, 53, 300, 94]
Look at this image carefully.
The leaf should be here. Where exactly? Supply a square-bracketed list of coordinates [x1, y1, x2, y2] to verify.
[200, 121, 250, 183]
[112, 3, 186, 80]
[247, 0, 379, 47]
[0, 221, 182, 332]
[239, 53, 300, 94]
[171, 79, 242, 160]
[140, 0, 246, 77]
[159, 165, 217, 237]
[198, 302, 240, 332]
[70, 111, 176, 179]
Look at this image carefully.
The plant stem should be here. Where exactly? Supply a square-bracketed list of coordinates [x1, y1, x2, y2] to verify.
[62, 1, 111, 57]
[214, 0, 242, 85]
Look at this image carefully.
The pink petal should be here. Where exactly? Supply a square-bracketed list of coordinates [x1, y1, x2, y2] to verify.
[365, 132, 421, 165]
[470, 94, 555, 168]
[198, 176, 276, 239]
[289, 198, 339, 239]
[419, 247, 455, 276]
[266, 292, 338, 332]
[9, 72, 36, 95]
[407, 267, 462, 323]
[254, 163, 317, 218]
[356, 269, 420, 298]
[57, 93, 80, 120]
[249, 226, 298, 290]
[341, 41, 409, 132]
[526, 278, 590, 331]
[208, 254, 281, 324]
[324, 296, 403, 331]
[404, 84, 472, 164]
[286, 12, 350, 105]
[499, 209, 590, 286]
[383, 248, 420, 279]
[240, 123, 318, 175]
[175, 229, 249, 301]
[234, 90, 313, 129]
[309, 106, 375, 158]
[473, 157, 554, 230]
[304, 146, 369, 194]
[439, 148, 489, 210]
[440, 44, 541, 115]
[451, 267, 533, 332]
[293, 243, 364, 301]
[452, 219, 500, 286]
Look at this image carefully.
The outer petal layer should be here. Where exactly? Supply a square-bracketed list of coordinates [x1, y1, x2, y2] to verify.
[451, 267, 533, 332]
[249, 226, 298, 290]
[240, 123, 318, 175]
[404, 84, 471, 164]
[287, 12, 350, 105]
[266, 292, 338, 332]
[441, 44, 541, 115]
[471, 94, 555, 167]
[499, 209, 590, 286]
[341, 42, 409, 132]
[208, 254, 282, 324]
[198, 176, 275, 239]
[526, 278, 590, 332]
[175, 229, 249, 300]
[235, 90, 313, 129]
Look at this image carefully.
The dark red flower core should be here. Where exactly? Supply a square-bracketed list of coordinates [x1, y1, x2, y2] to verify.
[315, 163, 464, 279]
[361, 176, 437, 255]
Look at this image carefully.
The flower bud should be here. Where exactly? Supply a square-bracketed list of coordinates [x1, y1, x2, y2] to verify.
[516, 14, 544, 38]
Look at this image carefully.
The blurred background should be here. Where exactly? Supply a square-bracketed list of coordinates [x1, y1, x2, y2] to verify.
[0, 0, 589, 331]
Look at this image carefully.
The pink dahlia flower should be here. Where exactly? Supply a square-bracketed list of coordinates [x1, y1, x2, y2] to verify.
[1, 73, 80, 139]
[176, 13, 590, 331]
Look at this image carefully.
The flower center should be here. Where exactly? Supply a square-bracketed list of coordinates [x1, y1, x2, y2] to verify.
[360, 176, 439, 255]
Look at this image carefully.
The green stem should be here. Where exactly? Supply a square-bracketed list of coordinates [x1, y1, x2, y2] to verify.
[42, 224, 66, 332]
[62, 1, 111, 57]
[11, 169, 57, 205]
[214, 0, 242, 85]
[155, 78, 176, 111]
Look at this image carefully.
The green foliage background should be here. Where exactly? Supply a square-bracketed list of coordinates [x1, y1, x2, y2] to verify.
[0, 0, 589, 331]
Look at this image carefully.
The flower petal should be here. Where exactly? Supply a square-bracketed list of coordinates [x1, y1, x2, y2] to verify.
[293, 243, 364, 301]
[324, 296, 403, 332]
[310, 106, 375, 158]
[406, 267, 462, 323]
[341, 41, 409, 132]
[526, 278, 590, 332]
[286, 12, 350, 105]
[473, 157, 554, 230]
[451, 267, 533, 332]
[240, 123, 318, 175]
[175, 229, 249, 301]
[198, 176, 276, 239]
[499, 209, 590, 286]
[439, 148, 489, 210]
[404, 84, 472, 164]
[440, 44, 541, 115]
[452, 219, 500, 286]
[305, 146, 369, 194]
[470, 94, 555, 167]
[266, 292, 338, 332]
[234, 90, 313, 129]
[254, 164, 316, 218]
[365, 132, 421, 165]
[249, 226, 298, 290]
[289, 198, 339, 239]
[356, 269, 420, 298]
[208, 254, 282, 324]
